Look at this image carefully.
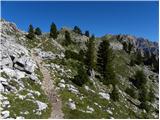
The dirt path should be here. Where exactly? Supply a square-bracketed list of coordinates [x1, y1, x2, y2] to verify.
[31, 40, 64, 119]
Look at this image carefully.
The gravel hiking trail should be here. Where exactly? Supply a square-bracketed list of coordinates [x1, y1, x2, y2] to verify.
[31, 40, 64, 119]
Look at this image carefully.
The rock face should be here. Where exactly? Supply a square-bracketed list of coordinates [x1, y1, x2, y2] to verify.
[113, 34, 159, 58]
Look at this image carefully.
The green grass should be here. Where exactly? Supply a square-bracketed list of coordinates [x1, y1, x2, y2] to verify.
[112, 50, 130, 78]
[6, 93, 37, 118]
[4, 77, 52, 119]
[25, 38, 41, 49]
[5, 93, 51, 119]
[1, 72, 10, 79]
[60, 87, 112, 119]
[35, 68, 43, 81]
[9, 80, 20, 90]
[38, 38, 62, 54]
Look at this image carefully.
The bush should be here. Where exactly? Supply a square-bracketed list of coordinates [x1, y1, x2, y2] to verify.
[65, 50, 80, 61]
[130, 53, 144, 66]
[110, 85, 119, 101]
[65, 50, 85, 62]
[148, 88, 155, 103]
[139, 102, 150, 112]
[138, 86, 149, 102]
[125, 87, 137, 99]
[130, 58, 136, 66]
[72, 66, 89, 87]
[134, 70, 147, 89]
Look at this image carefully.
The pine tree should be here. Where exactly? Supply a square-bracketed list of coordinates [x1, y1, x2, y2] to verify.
[73, 26, 82, 35]
[26, 24, 35, 39]
[50, 22, 58, 39]
[64, 31, 72, 46]
[85, 30, 90, 37]
[35, 27, 42, 35]
[97, 39, 116, 85]
[85, 35, 96, 73]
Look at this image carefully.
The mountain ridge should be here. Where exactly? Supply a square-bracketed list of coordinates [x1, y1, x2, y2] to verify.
[0, 19, 159, 119]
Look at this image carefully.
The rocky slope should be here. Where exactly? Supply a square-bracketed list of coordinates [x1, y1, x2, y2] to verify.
[0, 19, 159, 119]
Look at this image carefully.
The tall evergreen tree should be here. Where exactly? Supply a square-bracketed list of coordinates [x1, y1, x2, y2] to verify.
[35, 27, 42, 35]
[64, 31, 72, 46]
[97, 39, 116, 85]
[85, 30, 90, 37]
[26, 24, 35, 39]
[50, 22, 58, 39]
[85, 35, 96, 73]
[73, 26, 82, 35]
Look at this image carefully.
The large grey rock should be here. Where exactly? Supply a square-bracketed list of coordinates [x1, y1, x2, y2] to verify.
[14, 56, 36, 74]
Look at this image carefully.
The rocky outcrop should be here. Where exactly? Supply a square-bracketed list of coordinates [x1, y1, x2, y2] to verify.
[0, 19, 37, 92]
[114, 34, 159, 58]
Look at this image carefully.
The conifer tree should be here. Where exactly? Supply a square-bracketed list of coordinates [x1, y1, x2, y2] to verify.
[27, 24, 35, 39]
[64, 31, 72, 46]
[73, 26, 82, 35]
[97, 39, 116, 85]
[85, 35, 96, 73]
[50, 22, 58, 39]
[35, 27, 42, 35]
[85, 30, 90, 37]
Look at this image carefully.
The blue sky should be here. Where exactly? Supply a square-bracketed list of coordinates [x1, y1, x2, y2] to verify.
[1, 1, 159, 41]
